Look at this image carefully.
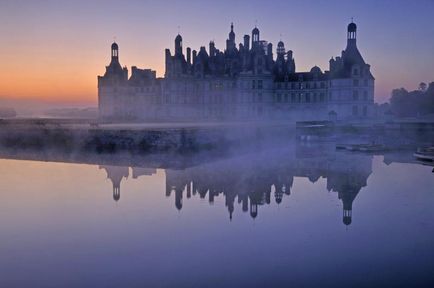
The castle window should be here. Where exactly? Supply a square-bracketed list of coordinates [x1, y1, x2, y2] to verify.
[364, 79, 368, 86]
[320, 93, 325, 102]
[258, 80, 263, 89]
[363, 91, 368, 101]
[284, 94, 288, 102]
[353, 79, 359, 86]
[363, 106, 368, 116]
[354, 68, 359, 76]
[353, 90, 359, 100]
[277, 93, 282, 103]
[252, 80, 256, 89]
[306, 93, 311, 103]
[291, 93, 296, 103]
[321, 82, 325, 89]
[352, 105, 359, 116]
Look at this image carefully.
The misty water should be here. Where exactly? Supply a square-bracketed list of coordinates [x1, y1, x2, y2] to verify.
[0, 142, 433, 287]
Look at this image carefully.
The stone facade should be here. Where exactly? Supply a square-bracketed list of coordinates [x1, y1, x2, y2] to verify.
[98, 22, 374, 122]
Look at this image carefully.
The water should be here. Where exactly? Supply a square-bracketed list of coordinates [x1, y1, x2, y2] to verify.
[0, 145, 433, 287]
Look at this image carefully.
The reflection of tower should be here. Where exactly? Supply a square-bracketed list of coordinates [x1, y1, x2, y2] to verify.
[175, 187, 183, 211]
[340, 187, 359, 225]
[326, 154, 372, 226]
[250, 200, 258, 219]
[274, 184, 283, 204]
[165, 169, 191, 211]
[225, 189, 236, 220]
[100, 166, 129, 202]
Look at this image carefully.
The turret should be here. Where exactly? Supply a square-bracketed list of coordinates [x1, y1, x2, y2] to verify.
[229, 22, 235, 42]
[267, 43, 273, 58]
[243, 34, 250, 51]
[111, 42, 119, 63]
[186, 47, 191, 64]
[192, 49, 197, 66]
[252, 27, 260, 48]
[209, 41, 216, 57]
[276, 41, 285, 57]
[347, 21, 357, 47]
[175, 34, 183, 56]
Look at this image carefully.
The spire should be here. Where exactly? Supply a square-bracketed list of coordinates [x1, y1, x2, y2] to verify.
[175, 33, 183, 56]
[347, 19, 357, 44]
[227, 22, 236, 52]
[111, 42, 119, 62]
[252, 23, 260, 47]
[229, 22, 235, 42]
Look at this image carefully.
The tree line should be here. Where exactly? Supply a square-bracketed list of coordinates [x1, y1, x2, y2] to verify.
[390, 82, 434, 117]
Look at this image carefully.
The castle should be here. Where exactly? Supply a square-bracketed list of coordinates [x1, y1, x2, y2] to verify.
[98, 21, 374, 122]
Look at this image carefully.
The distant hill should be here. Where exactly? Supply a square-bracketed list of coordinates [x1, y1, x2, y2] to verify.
[43, 107, 98, 119]
[0, 107, 17, 118]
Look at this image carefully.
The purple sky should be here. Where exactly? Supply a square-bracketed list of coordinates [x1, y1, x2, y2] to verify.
[1, 0, 433, 104]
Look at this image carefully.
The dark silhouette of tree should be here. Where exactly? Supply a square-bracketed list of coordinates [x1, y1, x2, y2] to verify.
[419, 82, 427, 92]
[390, 82, 434, 117]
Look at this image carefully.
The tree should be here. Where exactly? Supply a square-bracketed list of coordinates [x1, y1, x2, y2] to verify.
[389, 81, 434, 117]
[419, 82, 427, 92]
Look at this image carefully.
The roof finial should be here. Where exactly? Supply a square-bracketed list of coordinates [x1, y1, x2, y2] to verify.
[177, 25, 180, 35]
[351, 17, 354, 23]
[255, 19, 258, 28]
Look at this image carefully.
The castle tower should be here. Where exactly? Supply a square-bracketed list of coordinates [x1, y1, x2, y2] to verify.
[209, 41, 216, 57]
[111, 42, 119, 63]
[175, 34, 183, 56]
[243, 34, 250, 51]
[252, 27, 260, 48]
[226, 22, 236, 52]
[347, 21, 357, 47]
[276, 41, 285, 57]
[229, 22, 235, 42]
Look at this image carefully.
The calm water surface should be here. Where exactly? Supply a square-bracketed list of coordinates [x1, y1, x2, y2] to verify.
[0, 147, 433, 287]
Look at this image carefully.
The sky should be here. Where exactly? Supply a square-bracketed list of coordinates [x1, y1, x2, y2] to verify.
[1, 0, 434, 105]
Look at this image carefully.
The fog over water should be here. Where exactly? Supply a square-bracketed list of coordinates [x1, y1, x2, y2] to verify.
[0, 134, 433, 287]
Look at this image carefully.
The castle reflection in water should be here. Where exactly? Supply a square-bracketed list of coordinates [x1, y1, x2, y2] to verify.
[100, 143, 379, 226]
